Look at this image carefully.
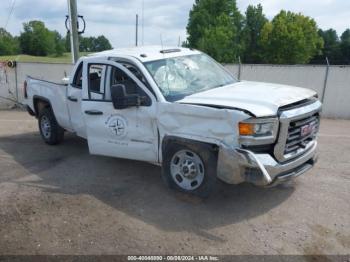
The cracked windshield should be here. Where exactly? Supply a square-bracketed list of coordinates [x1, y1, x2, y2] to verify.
[144, 54, 236, 101]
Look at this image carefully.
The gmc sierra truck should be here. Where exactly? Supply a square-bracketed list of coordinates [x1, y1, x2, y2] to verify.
[24, 46, 321, 197]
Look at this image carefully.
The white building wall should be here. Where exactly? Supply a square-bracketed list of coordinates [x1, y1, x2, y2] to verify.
[224, 64, 350, 119]
[239, 64, 326, 95]
[0, 62, 349, 119]
[0, 62, 73, 109]
[323, 66, 350, 119]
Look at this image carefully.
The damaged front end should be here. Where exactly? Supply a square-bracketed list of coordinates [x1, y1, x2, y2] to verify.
[217, 142, 318, 186]
[217, 100, 322, 187]
[158, 98, 321, 188]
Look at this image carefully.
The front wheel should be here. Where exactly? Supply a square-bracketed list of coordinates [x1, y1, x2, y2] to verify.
[38, 107, 64, 145]
[162, 142, 217, 198]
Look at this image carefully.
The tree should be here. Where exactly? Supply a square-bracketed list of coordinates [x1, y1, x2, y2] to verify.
[94, 35, 112, 51]
[65, 33, 71, 52]
[79, 36, 93, 52]
[241, 4, 268, 63]
[197, 15, 238, 63]
[0, 28, 19, 55]
[52, 30, 65, 57]
[259, 11, 323, 64]
[66, 35, 112, 52]
[311, 29, 341, 64]
[19, 21, 66, 56]
[80, 35, 112, 52]
[320, 29, 340, 61]
[19, 20, 55, 56]
[186, 0, 243, 63]
[340, 29, 350, 64]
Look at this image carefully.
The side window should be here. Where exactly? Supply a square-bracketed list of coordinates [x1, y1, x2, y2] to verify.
[113, 60, 156, 98]
[110, 67, 138, 95]
[88, 64, 106, 100]
[106, 66, 151, 106]
[72, 62, 83, 88]
[123, 64, 148, 86]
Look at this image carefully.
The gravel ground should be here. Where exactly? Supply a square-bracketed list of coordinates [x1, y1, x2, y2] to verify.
[0, 110, 349, 256]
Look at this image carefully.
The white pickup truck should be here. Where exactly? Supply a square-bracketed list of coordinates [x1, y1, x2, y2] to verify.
[24, 46, 321, 197]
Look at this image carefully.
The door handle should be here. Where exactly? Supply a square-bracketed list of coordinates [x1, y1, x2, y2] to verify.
[68, 96, 78, 102]
[84, 110, 103, 115]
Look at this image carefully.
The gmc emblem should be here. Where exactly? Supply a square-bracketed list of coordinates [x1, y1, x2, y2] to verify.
[301, 123, 315, 137]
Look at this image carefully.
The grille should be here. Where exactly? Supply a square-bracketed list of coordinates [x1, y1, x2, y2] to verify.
[284, 114, 319, 155]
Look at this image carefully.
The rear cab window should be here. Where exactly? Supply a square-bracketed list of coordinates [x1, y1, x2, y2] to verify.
[87, 64, 107, 100]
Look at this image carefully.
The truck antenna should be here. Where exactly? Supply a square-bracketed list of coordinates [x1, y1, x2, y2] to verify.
[160, 34, 164, 50]
[135, 14, 139, 47]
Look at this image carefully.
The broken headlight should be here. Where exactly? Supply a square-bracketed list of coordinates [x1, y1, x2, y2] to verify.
[238, 118, 279, 146]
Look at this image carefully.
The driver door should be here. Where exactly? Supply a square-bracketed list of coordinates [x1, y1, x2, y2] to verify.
[81, 59, 158, 162]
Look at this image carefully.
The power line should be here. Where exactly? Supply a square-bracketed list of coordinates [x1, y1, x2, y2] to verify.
[142, 0, 144, 45]
[4, 0, 16, 30]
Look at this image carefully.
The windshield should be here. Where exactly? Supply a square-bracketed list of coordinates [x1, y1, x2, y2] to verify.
[144, 54, 236, 101]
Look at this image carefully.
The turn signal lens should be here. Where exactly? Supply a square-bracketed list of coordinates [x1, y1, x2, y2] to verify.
[239, 123, 254, 136]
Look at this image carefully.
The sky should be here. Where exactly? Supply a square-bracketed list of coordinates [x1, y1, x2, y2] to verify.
[1, 0, 350, 48]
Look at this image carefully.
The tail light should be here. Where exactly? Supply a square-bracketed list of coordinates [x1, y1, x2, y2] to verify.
[23, 80, 28, 98]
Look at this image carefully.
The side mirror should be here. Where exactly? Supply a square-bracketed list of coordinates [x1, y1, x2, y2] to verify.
[61, 77, 70, 85]
[111, 84, 141, 109]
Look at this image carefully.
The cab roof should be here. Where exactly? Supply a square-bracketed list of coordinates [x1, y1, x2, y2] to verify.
[88, 46, 201, 62]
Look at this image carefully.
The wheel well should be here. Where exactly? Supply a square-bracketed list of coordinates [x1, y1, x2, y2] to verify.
[161, 136, 218, 157]
[33, 97, 51, 117]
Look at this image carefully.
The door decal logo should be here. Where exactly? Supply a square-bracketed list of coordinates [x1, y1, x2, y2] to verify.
[105, 115, 127, 138]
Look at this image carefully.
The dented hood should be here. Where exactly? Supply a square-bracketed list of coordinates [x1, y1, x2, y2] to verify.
[178, 81, 317, 117]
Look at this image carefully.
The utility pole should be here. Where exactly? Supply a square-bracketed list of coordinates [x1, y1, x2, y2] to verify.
[135, 14, 139, 47]
[67, 0, 79, 63]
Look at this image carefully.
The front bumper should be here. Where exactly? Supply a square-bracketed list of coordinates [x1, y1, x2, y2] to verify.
[217, 141, 318, 186]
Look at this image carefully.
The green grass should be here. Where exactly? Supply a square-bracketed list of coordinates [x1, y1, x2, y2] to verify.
[0, 52, 91, 63]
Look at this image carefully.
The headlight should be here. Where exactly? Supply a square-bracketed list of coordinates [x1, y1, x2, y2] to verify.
[239, 118, 279, 146]
[239, 122, 274, 137]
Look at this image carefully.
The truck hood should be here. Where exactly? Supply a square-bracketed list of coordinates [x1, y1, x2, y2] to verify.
[178, 81, 317, 117]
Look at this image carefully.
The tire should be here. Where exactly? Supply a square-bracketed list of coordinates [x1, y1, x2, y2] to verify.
[38, 107, 64, 145]
[162, 141, 217, 198]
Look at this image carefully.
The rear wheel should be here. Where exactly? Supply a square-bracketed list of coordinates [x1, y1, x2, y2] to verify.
[38, 107, 64, 145]
[162, 142, 217, 198]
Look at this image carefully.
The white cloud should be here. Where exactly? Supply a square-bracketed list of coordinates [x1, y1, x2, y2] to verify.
[1, 0, 349, 49]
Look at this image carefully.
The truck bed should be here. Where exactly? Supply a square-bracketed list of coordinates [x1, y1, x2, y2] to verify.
[25, 77, 72, 130]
